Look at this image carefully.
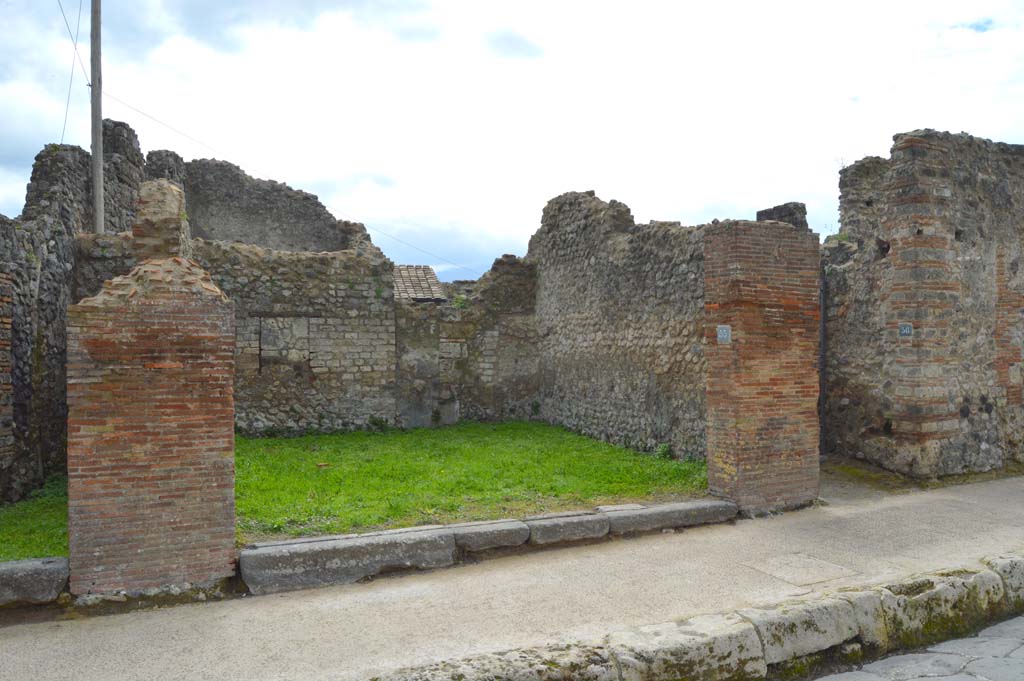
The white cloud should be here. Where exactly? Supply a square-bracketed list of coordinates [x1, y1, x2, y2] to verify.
[2, 0, 1023, 273]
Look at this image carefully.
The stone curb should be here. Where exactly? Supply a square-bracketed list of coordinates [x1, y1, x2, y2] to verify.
[0, 557, 69, 607]
[240, 528, 457, 596]
[373, 552, 1024, 681]
[239, 499, 738, 595]
[606, 500, 738, 535]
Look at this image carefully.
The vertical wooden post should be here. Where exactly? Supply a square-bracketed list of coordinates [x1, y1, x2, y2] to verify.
[90, 0, 104, 234]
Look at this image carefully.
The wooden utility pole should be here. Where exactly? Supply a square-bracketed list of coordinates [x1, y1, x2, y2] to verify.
[91, 0, 104, 234]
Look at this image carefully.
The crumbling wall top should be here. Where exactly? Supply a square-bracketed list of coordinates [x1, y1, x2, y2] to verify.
[181, 158, 374, 253]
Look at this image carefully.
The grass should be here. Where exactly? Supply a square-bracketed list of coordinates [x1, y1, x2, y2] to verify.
[0, 476, 68, 562]
[235, 421, 706, 541]
[0, 422, 706, 559]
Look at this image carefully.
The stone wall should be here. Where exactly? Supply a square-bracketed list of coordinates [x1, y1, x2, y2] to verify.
[527, 191, 708, 457]
[67, 258, 236, 595]
[824, 130, 1024, 477]
[192, 239, 397, 433]
[171, 159, 373, 253]
[0, 121, 145, 502]
[705, 220, 821, 512]
[395, 255, 540, 428]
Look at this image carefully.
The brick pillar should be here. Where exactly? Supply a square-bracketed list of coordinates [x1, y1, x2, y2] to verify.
[67, 258, 235, 595]
[0, 270, 14, 497]
[131, 179, 193, 261]
[704, 220, 821, 513]
[880, 135, 962, 474]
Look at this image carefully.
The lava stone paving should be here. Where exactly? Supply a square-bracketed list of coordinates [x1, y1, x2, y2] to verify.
[820, 615, 1024, 680]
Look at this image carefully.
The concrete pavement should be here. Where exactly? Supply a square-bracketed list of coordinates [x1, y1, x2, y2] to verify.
[2, 473, 1023, 681]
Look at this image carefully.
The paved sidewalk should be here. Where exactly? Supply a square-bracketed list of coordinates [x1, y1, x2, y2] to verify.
[2, 474, 1024, 681]
[822, 615, 1024, 680]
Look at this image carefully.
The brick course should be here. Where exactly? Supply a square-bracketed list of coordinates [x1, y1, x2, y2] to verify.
[66, 258, 236, 595]
[704, 221, 821, 512]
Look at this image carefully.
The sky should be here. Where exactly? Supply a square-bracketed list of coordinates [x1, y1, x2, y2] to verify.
[1, 0, 1022, 279]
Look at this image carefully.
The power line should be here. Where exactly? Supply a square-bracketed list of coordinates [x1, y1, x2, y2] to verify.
[360, 225, 479, 276]
[102, 91, 219, 155]
[55, 0, 90, 84]
[59, 0, 84, 143]
[51, 3, 478, 275]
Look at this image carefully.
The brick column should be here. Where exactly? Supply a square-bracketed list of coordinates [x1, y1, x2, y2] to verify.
[0, 270, 14, 499]
[67, 258, 235, 595]
[704, 220, 821, 513]
[875, 135, 962, 475]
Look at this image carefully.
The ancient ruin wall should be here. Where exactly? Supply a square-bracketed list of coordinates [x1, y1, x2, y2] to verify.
[191, 239, 397, 433]
[527, 191, 707, 456]
[825, 131, 1024, 477]
[822, 157, 891, 466]
[396, 255, 540, 427]
[0, 121, 145, 501]
[177, 159, 373, 253]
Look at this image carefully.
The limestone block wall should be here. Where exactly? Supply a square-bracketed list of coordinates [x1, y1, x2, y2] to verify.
[825, 131, 1024, 477]
[705, 221, 821, 512]
[66, 259, 236, 595]
[191, 239, 397, 433]
[527, 191, 708, 457]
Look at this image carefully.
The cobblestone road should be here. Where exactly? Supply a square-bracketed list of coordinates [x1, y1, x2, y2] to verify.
[822, 615, 1024, 680]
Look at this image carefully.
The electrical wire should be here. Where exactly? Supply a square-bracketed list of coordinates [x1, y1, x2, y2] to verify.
[59, 0, 84, 143]
[54, 1, 479, 277]
[55, 0, 90, 84]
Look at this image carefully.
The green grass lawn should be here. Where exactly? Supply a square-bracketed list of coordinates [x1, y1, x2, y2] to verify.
[235, 422, 706, 540]
[0, 421, 706, 560]
[0, 476, 69, 562]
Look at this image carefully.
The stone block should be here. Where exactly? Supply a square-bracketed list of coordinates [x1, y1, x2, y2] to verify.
[0, 557, 68, 606]
[878, 570, 1006, 649]
[836, 590, 889, 652]
[375, 642, 619, 681]
[605, 500, 737, 535]
[982, 553, 1024, 613]
[738, 596, 859, 664]
[608, 612, 767, 681]
[525, 513, 610, 545]
[448, 520, 530, 552]
[240, 527, 457, 595]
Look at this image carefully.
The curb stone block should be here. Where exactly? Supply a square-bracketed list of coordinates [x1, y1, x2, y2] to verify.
[605, 500, 737, 535]
[879, 570, 1006, 649]
[981, 553, 1024, 613]
[239, 528, 456, 595]
[373, 643, 619, 681]
[609, 614, 767, 681]
[836, 590, 889, 652]
[449, 520, 531, 552]
[0, 557, 69, 606]
[608, 612, 767, 681]
[738, 597, 859, 664]
[526, 513, 610, 545]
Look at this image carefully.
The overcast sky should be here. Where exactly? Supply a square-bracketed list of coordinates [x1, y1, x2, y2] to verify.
[2, 0, 1022, 279]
